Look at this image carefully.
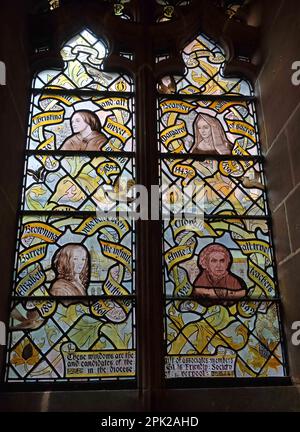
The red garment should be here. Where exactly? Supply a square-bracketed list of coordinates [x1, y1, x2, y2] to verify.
[193, 270, 246, 302]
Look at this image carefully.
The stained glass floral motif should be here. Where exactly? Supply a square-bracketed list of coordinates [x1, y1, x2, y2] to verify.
[7, 300, 135, 381]
[160, 158, 266, 216]
[165, 301, 284, 378]
[23, 155, 134, 212]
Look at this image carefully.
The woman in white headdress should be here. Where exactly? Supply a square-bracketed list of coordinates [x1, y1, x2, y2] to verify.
[191, 113, 232, 155]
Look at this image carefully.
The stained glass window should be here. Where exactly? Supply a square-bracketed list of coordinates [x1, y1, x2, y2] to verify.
[48, 0, 60, 10]
[156, 0, 191, 22]
[4, 7, 287, 388]
[47, 0, 132, 18]
[158, 34, 287, 379]
[5, 30, 136, 383]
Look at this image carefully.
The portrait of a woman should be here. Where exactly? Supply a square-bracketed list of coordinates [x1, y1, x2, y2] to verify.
[50, 244, 90, 297]
[61, 110, 107, 151]
[191, 113, 232, 155]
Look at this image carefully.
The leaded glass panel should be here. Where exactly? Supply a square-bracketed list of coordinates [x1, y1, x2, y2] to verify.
[6, 299, 135, 382]
[160, 158, 266, 216]
[158, 33, 286, 380]
[165, 300, 284, 378]
[158, 98, 258, 155]
[5, 29, 136, 383]
[158, 34, 252, 96]
[28, 92, 135, 152]
[23, 155, 134, 212]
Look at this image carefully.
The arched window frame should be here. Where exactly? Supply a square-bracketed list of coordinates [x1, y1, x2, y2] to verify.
[1, 0, 291, 411]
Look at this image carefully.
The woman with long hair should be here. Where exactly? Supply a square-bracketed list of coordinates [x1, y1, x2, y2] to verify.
[61, 110, 107, 151]
[50, 244, 90, 297]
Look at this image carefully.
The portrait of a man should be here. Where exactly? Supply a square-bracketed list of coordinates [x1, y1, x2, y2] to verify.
[50, 243, 90, 297]
[191, 113, 232, 155]
[61, 110, 107, 151]
[193, 243, 246, 304]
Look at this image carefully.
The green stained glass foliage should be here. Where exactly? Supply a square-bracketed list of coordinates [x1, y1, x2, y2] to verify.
[5, 29, 136, 383]
[165, 301, 284, 378]
[158, 33, 286, 379]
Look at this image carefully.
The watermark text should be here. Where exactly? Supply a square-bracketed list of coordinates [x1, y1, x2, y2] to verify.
[291, 61, 300, 86]
[0, 61, 6, 86]
[292, 321, 300, 346]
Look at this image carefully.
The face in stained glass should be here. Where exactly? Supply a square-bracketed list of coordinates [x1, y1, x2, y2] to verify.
[163, 218, 277, 300]
[62, 110, 107, 151]
[28, 92, 135, 152]
[158, 30, 286, 380]
[192, 243, 247, 304]
[6, 213, 136, 382]
[50, 243, 91, 297]
[5, 29, 137, 383]
[158, 98, 258, 155]
[14, 215, 135, 298]
[162, 218, 283, 378]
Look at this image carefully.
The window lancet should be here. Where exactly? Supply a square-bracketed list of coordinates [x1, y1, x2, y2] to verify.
[5, 29, 137, 383]
[158, 33, 286, 380]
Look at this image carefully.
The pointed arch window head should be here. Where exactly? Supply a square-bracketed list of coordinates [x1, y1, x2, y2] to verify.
[156, 0, 191, 22]
[5, 29, 136, 383]
[30, 29, 135, 153]
[158, 33, 252, 96]
[33, 30, 133, 93]
[4, 14, 287, 386]
[158, 33, 286, 380]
